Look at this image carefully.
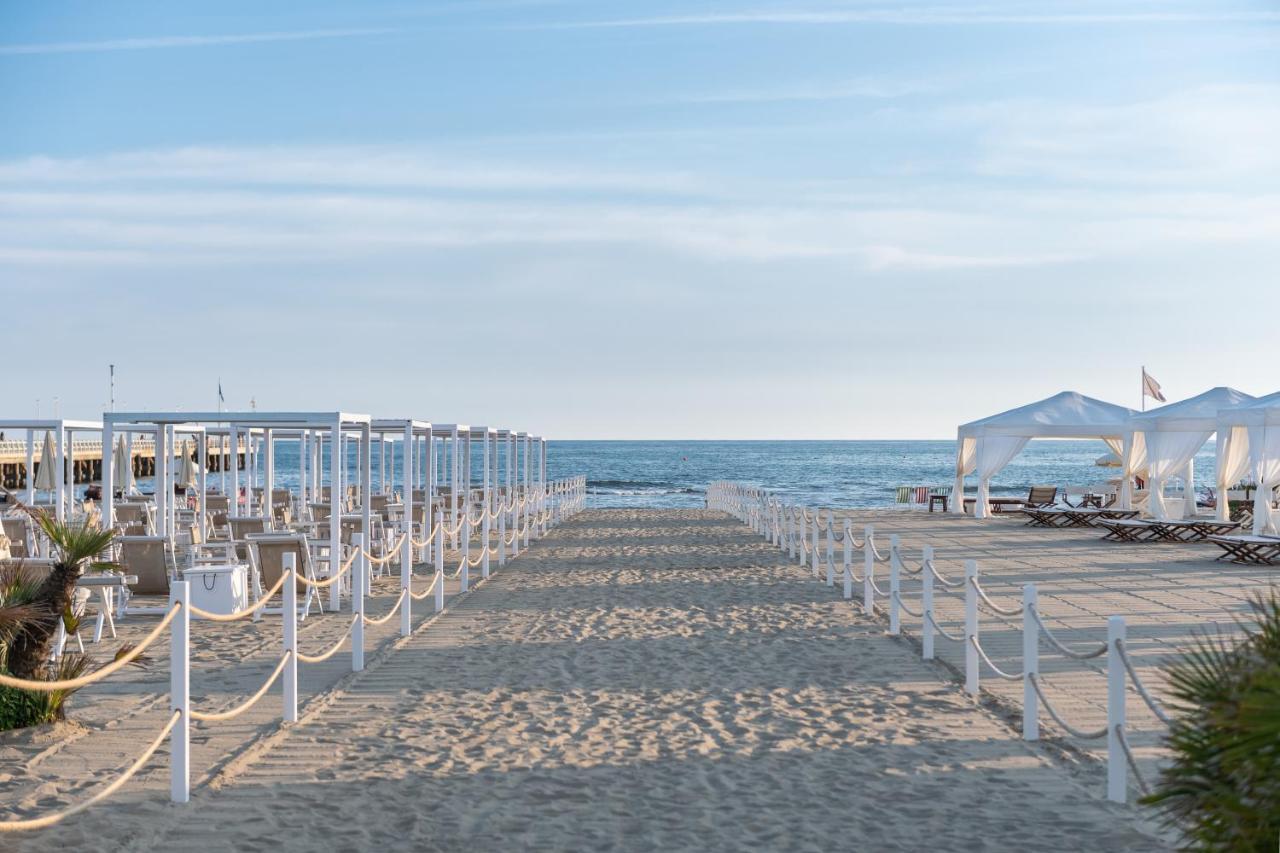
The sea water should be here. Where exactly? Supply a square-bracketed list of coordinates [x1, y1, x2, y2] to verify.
[125, 439, 1218, 511]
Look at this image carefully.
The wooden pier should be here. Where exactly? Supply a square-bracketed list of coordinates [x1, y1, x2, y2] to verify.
[0, 439, 246, 490]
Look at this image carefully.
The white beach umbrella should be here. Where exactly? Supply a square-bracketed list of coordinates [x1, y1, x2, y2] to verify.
[1094, 452, 1121, 468]
[178, 439, 198, 489]
[112, 435, 129, 488]
[34, 431, 57, 492]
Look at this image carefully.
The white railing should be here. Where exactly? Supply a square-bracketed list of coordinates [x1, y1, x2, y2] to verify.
[707, 480, 1172, 803]
[0, 474, 586, 832]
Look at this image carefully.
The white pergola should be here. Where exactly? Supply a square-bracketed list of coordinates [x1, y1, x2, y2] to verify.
[104, 412, 372, 611]
[105, 421, 210, 537]
[1215, 391, 1280, 533]
[0, 419, 103, 522]
[954, 392, 1137, 518]
[1127, 386, 1254, 520]
[431, 424, 467, 546]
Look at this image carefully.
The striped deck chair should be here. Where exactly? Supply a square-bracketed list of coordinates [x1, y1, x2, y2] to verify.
[894, 486, 911, 507]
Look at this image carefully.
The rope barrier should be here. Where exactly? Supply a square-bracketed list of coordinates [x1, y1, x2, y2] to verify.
[1114, 639, 1173, 725]
[297, 619, 357, 664]
[928, 560, 963, 588]
[969, 578, 1022, 617]
[1028, 674, 1107, 739]
[892, 590, 922, 617]
[925, 610, 964, 642]
[407, 572, 441, 601]
[0, 603, 181, 691]
[362, 533, 407, 566]
[1114, 725, 1153, 797]
[190, 653, 291, 721]
[0, 709, 181, 833]
[867, 573, 888, 597]
[891, 547, 925, 574]
[969, 636, 1023, 681]
[362, 589, 408, 627]
[296, 550, 358, 589]
[1030, 607, 1108, 660]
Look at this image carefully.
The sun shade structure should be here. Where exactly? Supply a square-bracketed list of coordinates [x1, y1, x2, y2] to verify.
[954, 392, 1138, 518]
[1128, 387, 1254, 520]
[1215, 391, 1280, 533]
[104, 412, 372, 611]
[0, 419, 104, 522]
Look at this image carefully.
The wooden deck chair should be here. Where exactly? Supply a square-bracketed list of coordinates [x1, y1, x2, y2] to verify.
[118, 535, 173, 615]
[894, 486, 911, 506]
[1026, 485, 1058, 508]
[1, 516, 31, 558]
[309, 502, 332, 523]
[246, 533, 320, 620]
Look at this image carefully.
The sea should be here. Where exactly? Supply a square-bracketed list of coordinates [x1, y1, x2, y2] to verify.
[544, 440, 1219, 509]
[123, 440, 1219, 511]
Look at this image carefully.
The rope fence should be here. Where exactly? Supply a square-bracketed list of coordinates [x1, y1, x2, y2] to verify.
[0, 475, 588, 833]
[707, 480, 1177, 805]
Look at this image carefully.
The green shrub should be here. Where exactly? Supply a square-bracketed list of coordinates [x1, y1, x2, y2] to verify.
[1143, 592, 1280, 850]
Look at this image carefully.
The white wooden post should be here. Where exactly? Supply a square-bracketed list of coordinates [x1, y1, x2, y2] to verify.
[889, 534, 901, 636]
[842, 519, 852, 599]
[797, 510, 806, 566]
[863, 525, 874, 616]
[283, 552, 298, 723]
[810, 511, 819, 576]
[964, 559, 978, 696]
[922, 545, 935, 660]
[498, 502, 507, 567]
[1107, 616, 1127, 803]
[825, 516, 834, 586]
[1022, 583, 1037, 741]
[169, 580, 190, 803]
[434, 509, 445, 612]
[352, 533, 365, 672]
[328, 421, 342, 613]
[786, 507, 795, 558]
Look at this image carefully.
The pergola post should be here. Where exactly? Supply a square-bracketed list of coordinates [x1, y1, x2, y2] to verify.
[102, 419, 115, 529]
[263, 428, 274, 528]
[329, 418, 342, 613]
[401, 422, 414, 635]
[54, 424, 65, 522]
[24, 427, 34, 504]
[197, 430, 207, 538]
[229, 425, 239, 518]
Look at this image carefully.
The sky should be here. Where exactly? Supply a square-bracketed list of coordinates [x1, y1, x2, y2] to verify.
[1, 0, 1278, 439]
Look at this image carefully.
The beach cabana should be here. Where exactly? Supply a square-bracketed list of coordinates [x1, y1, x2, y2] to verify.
[1215, 392, 1280, 532]
[1128, 387, 1254, 520]
[953, 392, 1137, 518]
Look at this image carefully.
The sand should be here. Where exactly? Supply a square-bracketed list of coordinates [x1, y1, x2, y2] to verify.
[3, 509, 1170, 851]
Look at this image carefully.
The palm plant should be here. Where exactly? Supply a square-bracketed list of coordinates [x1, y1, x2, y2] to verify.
[1, 495, 117, 680]
[1143, 592, 1280, 849]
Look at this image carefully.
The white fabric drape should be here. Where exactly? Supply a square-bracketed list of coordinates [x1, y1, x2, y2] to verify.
[973, 435, 1029, 518]
[952, 435, 976, 515]
[1215, 426, 1250, 522]
[1117, 431, 1147, 510]
[1144, 430, 1211, 520]
[1247, 424, 1280, 535]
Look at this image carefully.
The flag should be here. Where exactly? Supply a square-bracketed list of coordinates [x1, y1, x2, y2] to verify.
[218, 380, 225, 403]
[1142, 368, 1166, 403]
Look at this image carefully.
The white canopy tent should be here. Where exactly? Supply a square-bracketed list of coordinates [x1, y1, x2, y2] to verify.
[1215, 391, 1280, 533]
[0, 419, 104, 522]
[954, 392, 1137, 518]
[1128, 387, 1254, 520]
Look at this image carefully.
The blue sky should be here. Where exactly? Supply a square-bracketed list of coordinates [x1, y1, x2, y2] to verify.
[1, 0, 1278, 438]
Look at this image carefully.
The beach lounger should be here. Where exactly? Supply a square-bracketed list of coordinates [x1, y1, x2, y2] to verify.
[1206, 533, 1280, 565]
[1151, 519, 1241, 543]
[246, 533, 321, 620]
[1019, 507, 1072, 527]
[118, 535, 174, 616]
[1098, 519, 1164, 542]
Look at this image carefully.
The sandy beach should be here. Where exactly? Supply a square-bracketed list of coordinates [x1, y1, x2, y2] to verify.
[2, 508, 1170, 851]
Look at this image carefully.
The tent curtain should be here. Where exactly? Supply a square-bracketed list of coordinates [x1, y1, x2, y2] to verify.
[1117, 432, 1147, 510]
[1247, 424, 1280, 535]
[973, 435, 1029, 518]
[951, 435, 976, 515]
[1144, 430, 1212, 520]
[1215, 426, 1250, 522]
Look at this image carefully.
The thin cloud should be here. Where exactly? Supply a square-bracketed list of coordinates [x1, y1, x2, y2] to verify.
[661, 77, 941, 105]
[528, 8, 1280, 29]
[0, 27, 397, 56]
